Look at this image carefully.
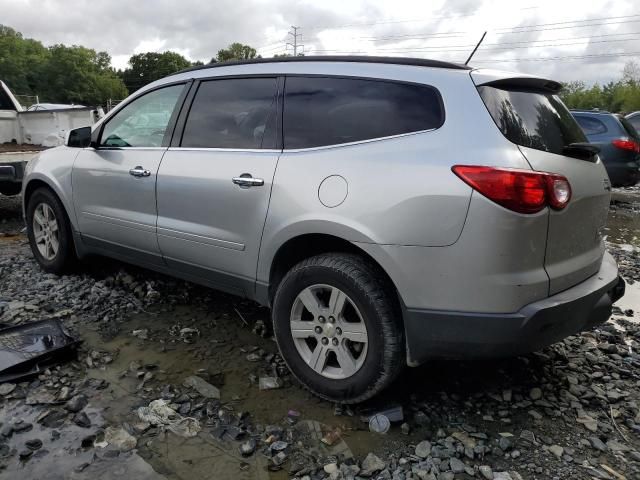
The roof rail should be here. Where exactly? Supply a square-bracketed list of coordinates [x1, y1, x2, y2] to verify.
[570, 108, 611, 114]
[172, 55, 471, 76]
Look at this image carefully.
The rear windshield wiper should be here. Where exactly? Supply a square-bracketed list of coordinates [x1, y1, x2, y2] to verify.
[563, 142, 600, 161]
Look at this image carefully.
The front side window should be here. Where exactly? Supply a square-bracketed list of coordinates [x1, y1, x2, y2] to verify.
[478, 85, 587, 156]
[100, 84, 184, 148]
[283, 77, 444, 149]
[181, 78, 278, 149]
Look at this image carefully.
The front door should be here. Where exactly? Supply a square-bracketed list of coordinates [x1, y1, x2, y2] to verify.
[156, 77, 280, 296]
[72, 84, 186, 265]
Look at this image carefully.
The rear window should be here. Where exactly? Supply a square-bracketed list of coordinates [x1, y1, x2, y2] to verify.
[627, 114, 640, 134]
[284, 77, 444, 149]
[478, 85, 586, 156]
[574, 115, 608, 136]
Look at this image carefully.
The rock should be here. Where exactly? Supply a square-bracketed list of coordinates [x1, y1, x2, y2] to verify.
[183, 376, 220, 399]
[479, 465, 494, 480]
[239, 438, 256, 457]
[415, 440, 432, 458]
[493, 473, 513, 480]
[450, 457, 466, 473]
[65, 394, 88, 413]
[324, 463, 338, 474]
[73, 412, 91, 428]
[529, 387, 543, 400]
[360, 453, 386, 476]
[401, 422, 410, 435]
[606, 439, 630, 452]
[528, 410, 542, 420]
[19, 449, 33, 460]
[0, 383, 16, 396]
[25, 439, 43, 450]
[103, 427, 137, 451]
[549, 445, 564, 458]
[588, 436, 607, 452]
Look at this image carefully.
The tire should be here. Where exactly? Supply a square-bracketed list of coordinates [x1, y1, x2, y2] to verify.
[26, 187, 76, 274]
[272, 253, 405, 403]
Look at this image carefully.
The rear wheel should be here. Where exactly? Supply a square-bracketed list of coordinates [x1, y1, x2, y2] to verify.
[272, 253, 404, 403]
[26, 187, 76, 274]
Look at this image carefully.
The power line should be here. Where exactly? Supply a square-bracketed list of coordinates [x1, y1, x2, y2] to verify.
[308, 37, 640, 55]
[472, 52, 640, 63]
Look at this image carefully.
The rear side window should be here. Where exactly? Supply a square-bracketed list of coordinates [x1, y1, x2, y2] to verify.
[283, 77, 444, 149]
[478, 86, 586, 156]
[181, 78, 278, 149]
[574, 115, 607, 136]
[618, 115, 640, 141]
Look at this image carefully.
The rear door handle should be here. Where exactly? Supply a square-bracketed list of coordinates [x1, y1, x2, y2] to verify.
[232, 174, 264, 188]
[129, 166, 151, 177]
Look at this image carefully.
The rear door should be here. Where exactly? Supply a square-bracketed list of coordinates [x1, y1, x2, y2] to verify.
[156, 77, 280, 296]
[474, 75, 611, 294]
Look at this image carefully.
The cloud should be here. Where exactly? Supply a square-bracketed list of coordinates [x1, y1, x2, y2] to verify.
[0, 0, 636, 83]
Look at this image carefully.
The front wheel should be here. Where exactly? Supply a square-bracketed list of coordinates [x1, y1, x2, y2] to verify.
[272, 253, 405, 403]
[26, 187, 76, 274]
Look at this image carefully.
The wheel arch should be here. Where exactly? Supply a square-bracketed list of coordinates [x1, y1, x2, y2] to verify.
[266, 233, 401, 310]
[23, 176, 78, 230]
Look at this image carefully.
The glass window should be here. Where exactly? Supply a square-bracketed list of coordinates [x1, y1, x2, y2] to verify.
[574, 115, 608, 136]
[181, 78, 277, 149]
[101, 84, 184, 148]
[478, 85, 587, 156]
[283, 77, 444, 149]
[627, 115, 640, 135]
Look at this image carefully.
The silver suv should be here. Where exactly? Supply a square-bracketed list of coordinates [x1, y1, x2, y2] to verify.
[22, 56, 625, 403]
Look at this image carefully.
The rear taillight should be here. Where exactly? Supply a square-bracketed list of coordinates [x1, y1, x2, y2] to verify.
[612, 138, 640, 153]
[452, 165, 571, 214]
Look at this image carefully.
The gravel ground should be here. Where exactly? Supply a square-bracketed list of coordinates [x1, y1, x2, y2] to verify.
[0, 191, 639, 480]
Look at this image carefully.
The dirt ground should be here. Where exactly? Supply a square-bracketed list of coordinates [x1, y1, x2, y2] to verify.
[0, 188, 639, 480]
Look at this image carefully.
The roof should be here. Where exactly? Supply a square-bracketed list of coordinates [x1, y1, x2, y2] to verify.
[570, 109, 613, 115]
[173, 55, 471, 76]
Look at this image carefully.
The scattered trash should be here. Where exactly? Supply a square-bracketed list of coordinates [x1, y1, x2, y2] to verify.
[259, 376, 282, 390]
[131, 329, 148, 340]
[369, 413, 391, 434]
[270, 440, 288, 452]
[239, 438, 256, 456]
[234, 308, 249, 327]
[137, 399, 201, 437]
[246, 353, 261, 362]
[179, 327, 199, 344]
[252, 319, 268, 338]
[369, 405, 404, 423]
[0, 319, 79, 383]
[287, 410, 301, 424]
[102, 426, 138, 451]
[321, 427, 342, 446]
[183, 375, 220, 399]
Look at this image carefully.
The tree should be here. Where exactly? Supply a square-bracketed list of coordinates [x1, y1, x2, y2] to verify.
[622, 60, 640, 85]
[214, 43, 258, 63]
[121, 51, 193, 92]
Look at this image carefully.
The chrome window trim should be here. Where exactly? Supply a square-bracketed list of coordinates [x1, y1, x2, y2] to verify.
[166, 147, 281, 153]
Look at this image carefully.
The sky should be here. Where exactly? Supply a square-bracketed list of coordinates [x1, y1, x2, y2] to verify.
[1, 0, 638, 84]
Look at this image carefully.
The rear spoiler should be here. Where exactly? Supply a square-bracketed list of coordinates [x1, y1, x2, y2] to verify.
[470, 69, 562, 93]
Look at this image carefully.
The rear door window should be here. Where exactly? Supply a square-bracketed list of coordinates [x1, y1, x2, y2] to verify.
[283, 76, 444, 149]
[618, 115, 640, 141]
[626, 115, 640, 135]
[478, 85, 586, 155]
[181, 77, 278, 149]
[574, 115, 608, 136]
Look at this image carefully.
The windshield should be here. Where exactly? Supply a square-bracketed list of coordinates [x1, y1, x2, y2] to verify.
[478, 85, 587, 156]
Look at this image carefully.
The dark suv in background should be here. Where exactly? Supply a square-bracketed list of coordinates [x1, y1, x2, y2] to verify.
[571, 109, 640, 187]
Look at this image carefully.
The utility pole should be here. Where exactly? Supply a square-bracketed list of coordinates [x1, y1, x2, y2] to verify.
[287, 26, 304, 56]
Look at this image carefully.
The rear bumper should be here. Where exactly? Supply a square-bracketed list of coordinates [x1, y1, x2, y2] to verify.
[404, 251, 624, 365]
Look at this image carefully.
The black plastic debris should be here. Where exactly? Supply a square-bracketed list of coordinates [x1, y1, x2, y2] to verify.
[0, 319, 79, 383]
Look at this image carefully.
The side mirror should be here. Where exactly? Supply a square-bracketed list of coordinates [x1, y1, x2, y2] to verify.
[65, 126, 92, 148]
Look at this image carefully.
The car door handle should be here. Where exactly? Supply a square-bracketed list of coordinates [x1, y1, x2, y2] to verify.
[129, 166, 151, 177]
[232, 175, 264, 187]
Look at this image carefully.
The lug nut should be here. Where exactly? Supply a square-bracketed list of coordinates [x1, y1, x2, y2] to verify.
[336, 327, 342, 335]
[332, 338, 339, 346]
[318, 316, 326, 323]
[321, 337, 329, 345]
[315, 326, 322, 334]
[328, 316, 335, 323]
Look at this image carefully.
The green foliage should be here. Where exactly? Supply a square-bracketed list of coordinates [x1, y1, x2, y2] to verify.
[0, 24, 128, 106]
[214, 43, 259, 63]
[121, 51, 193, 93]
[560, 61, 640, 114]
